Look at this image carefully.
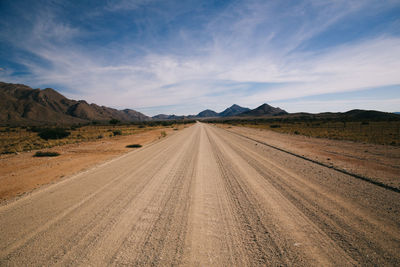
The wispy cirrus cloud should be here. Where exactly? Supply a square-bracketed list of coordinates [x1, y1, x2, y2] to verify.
[104, 0, 155, 11]
[0, 0, 399, 115]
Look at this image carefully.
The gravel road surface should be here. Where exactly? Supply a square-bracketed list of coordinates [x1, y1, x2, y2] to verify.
[1, 122, 399, 266]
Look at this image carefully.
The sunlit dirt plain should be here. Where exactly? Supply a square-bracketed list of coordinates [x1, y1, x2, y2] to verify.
[0, 122, 399, 266]
[0, 124, 185, 201]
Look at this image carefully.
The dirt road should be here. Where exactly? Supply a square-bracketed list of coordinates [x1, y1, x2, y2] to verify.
[1, 123, 399, 266]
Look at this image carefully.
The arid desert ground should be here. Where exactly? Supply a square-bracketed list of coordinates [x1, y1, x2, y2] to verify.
[1, 122, 399, 266]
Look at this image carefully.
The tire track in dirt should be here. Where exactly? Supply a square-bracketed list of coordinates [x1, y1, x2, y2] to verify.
[0, 122, 399, 266]
[183, 125, 251, 266]
[207, 124, 400, 266]
[111, 127, 200, 265]
[56, 126, 200, 266]
[0, 126, 198, 265]
[205, 125, 355, 266]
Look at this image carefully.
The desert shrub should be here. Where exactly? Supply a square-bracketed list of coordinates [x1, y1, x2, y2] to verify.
[138, 125, 146, 128]
[270, 124, 281, 128]
[70, 125, 82, 130]
[161, 121, 174, 127]
[113, 130, 122, 136]
[97, 135, 103, 139]
[38, 128, 70, 140]
[160, 131, 167, 137]
[28, 126, 44, 132]
[34, 151, 60, 157]
[173, 128, 178, 131]
[126, 144, 142, 148]
[294, 131, 300, 135]
[7, 127, 17, 132]
[109, 119, 120, 125]
[2, 149, 17, 154]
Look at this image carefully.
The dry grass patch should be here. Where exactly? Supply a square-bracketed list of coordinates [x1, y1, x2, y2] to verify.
[218, 120, 400, 146]
[0, 125, 191, 202]
[0, 124, 176, 154]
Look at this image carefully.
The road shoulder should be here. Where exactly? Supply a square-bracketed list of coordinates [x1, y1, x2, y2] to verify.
[218, 124, 400, 190]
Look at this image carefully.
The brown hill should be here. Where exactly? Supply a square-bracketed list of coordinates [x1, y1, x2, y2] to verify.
[0, 82, 149, 125]
[196, 109, 219, 118]
[240, 103, 288, 116]
[218, 104, 250, 117]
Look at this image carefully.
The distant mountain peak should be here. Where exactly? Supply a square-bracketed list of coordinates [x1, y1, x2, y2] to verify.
[196, 109, 219, 118]
[0, 81, 149, 125]
[219, 104, 250, 117]
[240, 103, 288, 117]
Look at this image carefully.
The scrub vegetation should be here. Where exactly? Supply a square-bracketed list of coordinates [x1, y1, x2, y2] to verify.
[0, 120, 194, 154]
[126, 144, 142, 148]
[33, 151, 60, 157]
[206, 117, 400, 146]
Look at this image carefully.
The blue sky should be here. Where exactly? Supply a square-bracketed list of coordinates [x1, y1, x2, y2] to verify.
[0, 0, 399, 116]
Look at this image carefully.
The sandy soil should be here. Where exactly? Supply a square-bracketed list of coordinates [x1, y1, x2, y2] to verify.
[0, 122, 399, 266]
[0, 126, 182, 202]
[220, 124, 400, 190]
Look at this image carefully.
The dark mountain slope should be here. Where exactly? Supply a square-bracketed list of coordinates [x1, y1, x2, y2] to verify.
[240, 103, 288, 116]
[219, 104, 250, 117]
[196, 109, 219, 118]
[0, 81, 149, 125]
[343, 110, 400, 121]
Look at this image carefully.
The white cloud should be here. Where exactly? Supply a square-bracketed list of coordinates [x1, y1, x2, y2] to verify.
[240, 37, 400, 103]
[1, 0, 399, 115]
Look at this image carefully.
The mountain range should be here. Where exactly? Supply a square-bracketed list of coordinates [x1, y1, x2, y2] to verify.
[219, 104, 251, 117]
[191, 103, 284, 118]
[152, 114, 185, 120]
[2, 82, 286, 125]
[152, 104, 253, 119]
[239, 103, 287, 116]
[2, 81, 397, 125]
[0, 82, 149, 125]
